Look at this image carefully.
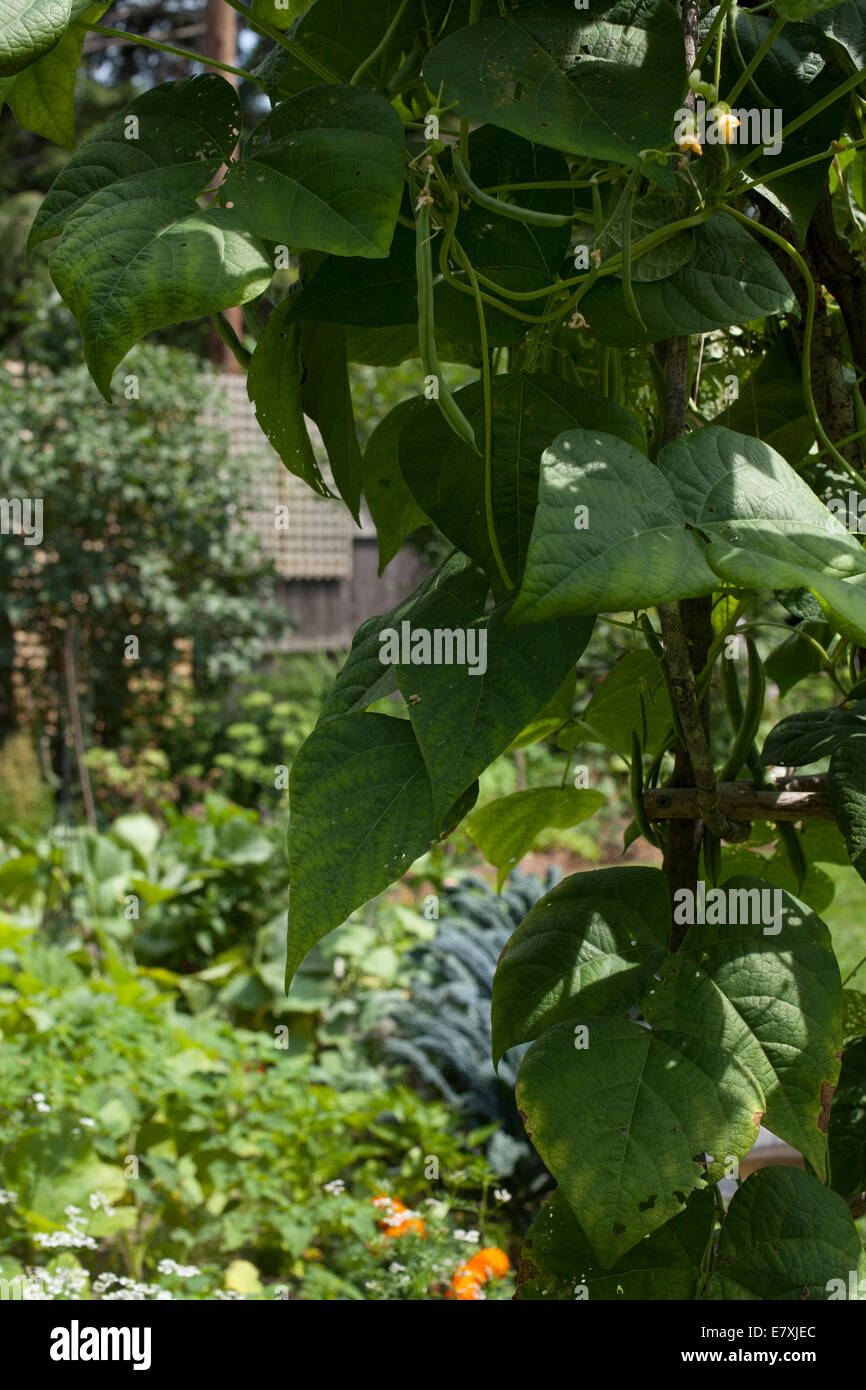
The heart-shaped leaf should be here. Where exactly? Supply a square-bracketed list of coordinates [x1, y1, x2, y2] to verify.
[317, 554, 489, 725]
[642, 877, 842, 1179]
[510, 428, 717, 623]
[423, 0, 686, 168]
[762, 703, 866, 767]
[29, 73, 241, 250]
[492, 866, 669, 1065]
[49, 191, 271, 399]
[396, 590, 593, 826]
[400, 377, 645, 593]
[223, 85, 405, 259]
[581, 214, 794, 347]
[516, 1015, 764, 1265]
[703, 1166, 862, 1300]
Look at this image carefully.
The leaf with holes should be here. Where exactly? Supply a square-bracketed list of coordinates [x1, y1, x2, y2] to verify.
[516, 1014, 764, 1265]
[642, 877, 842, 1180]
[223, 85, 404, 259]
[423, 0, 686, 169]
[518, 1186, 715, 1301]
[29, 74, 241, 250]
[492, 866, 669, 1066]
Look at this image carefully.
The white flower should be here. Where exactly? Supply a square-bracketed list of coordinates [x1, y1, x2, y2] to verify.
[0, 1189, 17, 1205]
[494, 1187, 512, 1204]
[323, 1179, 345, 1196]
[157, 1258, 200, 1279]
[35, 1102, 51, 1113]
[453, 1228, 480, 1244]
[31, 1093, 46, 1103]
[388, 1262, 406, 1274]
[78, 1118, 96, 1128]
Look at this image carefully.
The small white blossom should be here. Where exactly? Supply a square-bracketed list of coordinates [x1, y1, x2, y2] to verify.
[494, 1187, 512, 1204]
[453, 1228, 480, 1244]
[323, 1179, 345, 1196]
[157, 1258, 200, 1279]
[0, 1189, 17, 1205]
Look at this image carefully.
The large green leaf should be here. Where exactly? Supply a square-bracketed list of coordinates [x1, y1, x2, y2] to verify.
[396, 589, 593, 825]
[361, 396, 430, 573]
[285, 712, 476, 986]
[829, 1035, 866, 1203]
[0, 0, 71, 77]
[29, 74, 241, 250]
[299, 322, 363, 520]
[516, 1015, 764, 1265]
[642, 877, 842, 1179]
[399, 375, 645, 592]
[423, 0, 686, 168]
[762, 702, 866, 766]
[0, 1, 105, 145]
[509, 428, 717, 623]
[658, 426, 866, 643]
[49, 191, 271, 400]
[466, 786, 606, 895]
[580, 215, 794, 347]
[222, 85, 404, 259]
[316, 555, 489, 725]
[491, 865, 669, 1066]
[703, 1166, 862, 1300]
[518, 1186, 715, 1301]
[828, 732, 866, 882]
[288, 126, 573, 345]
[247, 298, 332, 497]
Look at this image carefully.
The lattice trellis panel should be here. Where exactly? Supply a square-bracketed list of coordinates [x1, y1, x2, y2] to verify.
[198, 372, 354, 580]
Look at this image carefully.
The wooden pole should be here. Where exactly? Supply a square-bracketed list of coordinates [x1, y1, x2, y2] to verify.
[205, 0, 245, 372]
[644, 775, 833, 824]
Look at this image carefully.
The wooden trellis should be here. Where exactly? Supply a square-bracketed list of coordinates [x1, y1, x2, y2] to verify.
[198, 372, 354, 580]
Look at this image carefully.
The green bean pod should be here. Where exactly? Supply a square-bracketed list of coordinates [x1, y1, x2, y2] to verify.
[451, 150, 574, 227]
[630, 728, 660, 848]
[718, 637, 765, 783]
[704, 829, 722, 887]
[415, 201, 478, 450]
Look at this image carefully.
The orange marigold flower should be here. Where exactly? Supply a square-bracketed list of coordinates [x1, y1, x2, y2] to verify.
[447, 1267, 485, 1300]
[466, 1246, 510, 1281]
[384, 1214, 427, 1239]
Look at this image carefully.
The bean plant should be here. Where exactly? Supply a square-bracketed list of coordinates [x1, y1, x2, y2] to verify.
[6, 0, 866, 1299]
